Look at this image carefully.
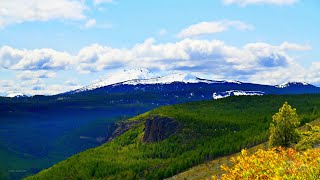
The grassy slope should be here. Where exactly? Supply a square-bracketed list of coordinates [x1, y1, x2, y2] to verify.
[168, 118, 320, 180]
[25, 95, 320, 180]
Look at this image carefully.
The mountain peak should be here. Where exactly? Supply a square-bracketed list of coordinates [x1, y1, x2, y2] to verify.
[123, 68, 152, 76]
[73, 68, 160, 93]
[123, 72, 212, 85]
[157, 72, 199, 83]
[276, 82, 311, 88]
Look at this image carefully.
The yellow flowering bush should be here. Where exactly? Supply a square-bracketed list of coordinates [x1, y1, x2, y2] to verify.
[215, 147, 320, 180]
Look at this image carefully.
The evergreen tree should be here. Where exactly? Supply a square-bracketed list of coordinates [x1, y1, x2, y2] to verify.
[269, 102, 300, 148]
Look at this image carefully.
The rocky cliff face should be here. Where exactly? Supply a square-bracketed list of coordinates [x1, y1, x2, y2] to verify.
[108, 120, 141, 142]
[143, 115, 180, 143]
[108, 115, 180, 143]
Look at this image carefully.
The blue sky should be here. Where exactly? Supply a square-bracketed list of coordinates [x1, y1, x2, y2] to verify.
[0, 0, 319, 95]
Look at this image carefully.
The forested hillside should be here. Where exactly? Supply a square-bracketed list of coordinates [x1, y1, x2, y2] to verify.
[26, 95, 320, 180]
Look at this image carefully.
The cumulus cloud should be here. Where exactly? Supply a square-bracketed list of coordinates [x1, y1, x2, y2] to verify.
[0, 39, 316, 95]
[222, 0, 298, 6]
[76, 38, 302, 74]
[244, 42, 291, 67]
[0, 78, 81, 96]
[73, 39, 318, 86]
[247, 63, 305, 85]
[0, 40, 310, 75]
[0, 0, 86, 28]
[177, 20, 254, 38]
[0, 46, 74, 70]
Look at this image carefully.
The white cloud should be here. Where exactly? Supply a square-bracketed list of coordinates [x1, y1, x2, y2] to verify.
[16, 71, 56, 80]
[75, 39, 308, 76]
[93, 0, 114, 5]
[74, 39, 318, 86]
[280, 42, 311, 51]
[247, 63, 305, 85]
[0, 78, 81, 96]
[0, 0, 86, 28]
[177, 20, 254, 38]
[0, 39, 310, 75]
[0, 39, 316, 95]
[84, 19, 96, 28]
[29, 83, 81, 95]
[222, 0, 298, 6]
[0, 46, 74, 70]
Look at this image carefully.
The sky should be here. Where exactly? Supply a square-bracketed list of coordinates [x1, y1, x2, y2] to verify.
[0, 0, 320, 95]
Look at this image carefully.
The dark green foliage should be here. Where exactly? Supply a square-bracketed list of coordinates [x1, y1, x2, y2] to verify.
[25, 95, 320, 180]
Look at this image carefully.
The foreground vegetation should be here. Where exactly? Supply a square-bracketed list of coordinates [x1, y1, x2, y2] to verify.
[26, 95, 320, 179]
[170, 119, 320, 180]
[218, 147, 320, 179]
[217, 102, 320, 179]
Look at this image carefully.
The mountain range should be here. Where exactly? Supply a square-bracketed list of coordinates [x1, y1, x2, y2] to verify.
[61, 68, 320, 100]
[5, 68, 320, 99]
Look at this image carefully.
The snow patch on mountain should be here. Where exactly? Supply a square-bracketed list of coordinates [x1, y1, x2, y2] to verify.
[223, 80, 242, 84]
[213, 90, 265, 100]
[276, 82, 311, 88]
[74, 68, 160, 93]
[69, 68, 244, 94]
[123, 72, 213, 85]
[6, 92, 28, 98]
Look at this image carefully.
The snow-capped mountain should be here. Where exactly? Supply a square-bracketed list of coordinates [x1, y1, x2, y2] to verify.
[123, 72, 243, 85]
[276, 82, 312, 88]
[69, 70, 244, 94]
[73, 68, 160, 93]
[6, 92, 28, 98]
[123, 72, 214, 85]
[69, 70, 242, 94]
[64, 68, 320, 97]
[212, 90, 265, 100]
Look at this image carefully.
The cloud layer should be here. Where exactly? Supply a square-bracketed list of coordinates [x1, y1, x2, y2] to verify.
[0, 46, 73, 70]
[0, 38, 316, 93]
[177, 20, 254, 38]
[0, 0, 86, 28]
[0, 39, 309, 73]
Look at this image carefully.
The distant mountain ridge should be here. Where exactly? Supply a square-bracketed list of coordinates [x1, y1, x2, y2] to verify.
[275, 82, 314, 88]
[67, 68, 246, 94]
[64, 68, 320, 100]
[3, 68, 320, 99]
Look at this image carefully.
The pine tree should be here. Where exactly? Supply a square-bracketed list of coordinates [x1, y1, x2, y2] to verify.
[269, 102, 300, 148]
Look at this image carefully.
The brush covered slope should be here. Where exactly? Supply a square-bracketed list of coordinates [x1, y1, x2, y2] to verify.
[169, 119, 320, 180]
[26, 95, 320, 180]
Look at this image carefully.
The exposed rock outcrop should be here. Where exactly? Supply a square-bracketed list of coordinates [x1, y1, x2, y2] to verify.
[108, 120, 141, 142]
[143, 115, 180, 143]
